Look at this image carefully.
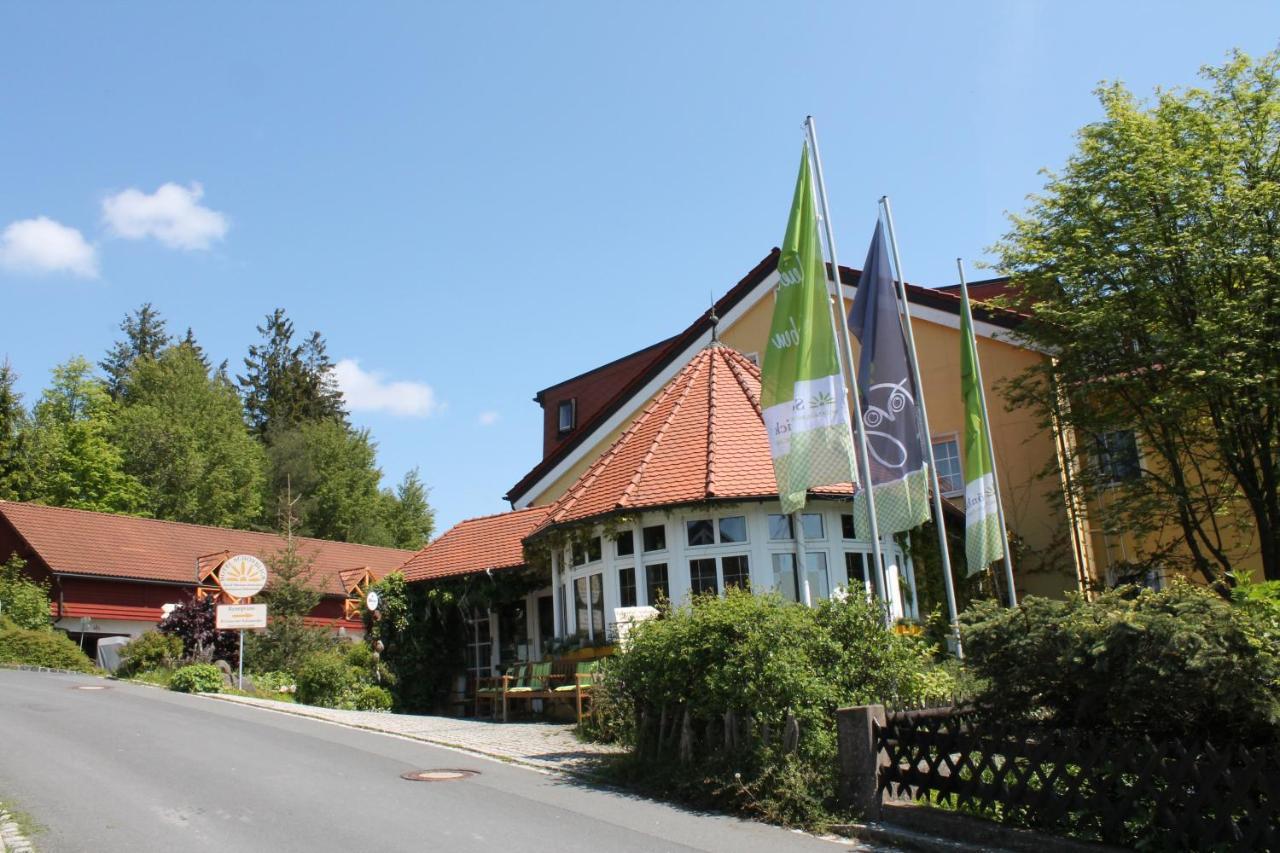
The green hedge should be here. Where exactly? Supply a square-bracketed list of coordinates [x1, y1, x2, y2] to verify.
[0, 620, 96, 672]
[961, 581, 1280, 744]
[118, 631, 183, 677]
[169, 663, 224, 693]
[294, 643, 395, 710]
[606, 590, 950, 825]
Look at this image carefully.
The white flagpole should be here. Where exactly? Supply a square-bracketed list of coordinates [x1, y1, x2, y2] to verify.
[956, 259, 1018, 607]
[805, 117, 889, 612]
[879, 197, 962, 651]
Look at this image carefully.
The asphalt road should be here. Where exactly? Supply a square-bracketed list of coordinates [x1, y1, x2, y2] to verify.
[0, 669, 871, 853]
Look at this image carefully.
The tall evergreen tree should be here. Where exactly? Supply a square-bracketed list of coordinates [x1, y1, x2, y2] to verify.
[386, 468, 434, 550]
[25, 357, 147, 514]
[115, 345, 266, 528]
[0, 360, 29, 500]
[238, 309, 346, 437]
[100, 303, 171, 400]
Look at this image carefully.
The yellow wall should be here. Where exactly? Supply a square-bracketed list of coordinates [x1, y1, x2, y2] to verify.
[531, 287, 1085, 599]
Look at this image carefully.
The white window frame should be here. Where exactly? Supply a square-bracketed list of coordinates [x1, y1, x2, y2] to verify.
[931, 433, 964, 498]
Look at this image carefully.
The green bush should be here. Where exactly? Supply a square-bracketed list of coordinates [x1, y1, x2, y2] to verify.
[295, 650, 355, 707]
[0, 620, 96, 671]
[168, 663, 224, 694]
[608, 590, 946, 825]
[352, 685, 393, 711]
[961, 581, 1280, 743]
[0, 556, 52, 630]
[250, 670, 296, 695]
[118, 631, 183, 676]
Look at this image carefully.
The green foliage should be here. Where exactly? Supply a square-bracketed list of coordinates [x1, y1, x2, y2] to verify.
[264, 420, 393, 545]
[245, 532, 330, 673]
[115, 345, 265, 528]
[238, 308, 346, 438]
[0, 555, 51, 630]
[995, 49, 1280, 584]
[249, 670, 297, 695]
[386, 468, 435, 550]
[169, 663, 224, 693]
[100, 303, 171, 401]
[23, 357, 148, 514]
[961, 582, 1280, 744]
[0, 620, 96, 671]
[607, 590, 949, 825]
[0, 359, 30, 500]
[294, 650, 353, 706]
[117, 631, 183, 676]
[352, 685, 393, 711]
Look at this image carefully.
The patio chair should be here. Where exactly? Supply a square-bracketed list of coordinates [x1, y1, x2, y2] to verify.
[475, 662, 528, 720]
[503, 661, 563, 717]
[552, 659, 601, 723]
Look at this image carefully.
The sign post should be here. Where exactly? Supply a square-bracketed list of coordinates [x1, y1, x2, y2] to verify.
[216, 554, 269, 690]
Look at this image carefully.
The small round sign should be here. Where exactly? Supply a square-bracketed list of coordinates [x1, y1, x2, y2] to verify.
[220, 554, 268, 599]
[366, 590, 380, 611]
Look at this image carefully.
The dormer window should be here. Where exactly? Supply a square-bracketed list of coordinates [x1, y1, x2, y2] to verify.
[558, 399, 576, 434]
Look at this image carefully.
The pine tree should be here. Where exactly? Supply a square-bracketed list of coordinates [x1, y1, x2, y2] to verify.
[100, 303, 171, 400]
[387, 468, 434, 549]
[0, 360, 29, 500]
[238, 308, 346, 437]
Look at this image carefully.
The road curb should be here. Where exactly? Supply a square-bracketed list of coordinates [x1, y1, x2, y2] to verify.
[199, 693, 600, 780]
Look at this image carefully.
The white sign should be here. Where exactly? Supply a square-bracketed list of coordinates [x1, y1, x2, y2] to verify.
[216, 604, 267, 630]
[365, 590, 380, 611]
[220, 554, 268, 599]
[612, 606, 659, 648]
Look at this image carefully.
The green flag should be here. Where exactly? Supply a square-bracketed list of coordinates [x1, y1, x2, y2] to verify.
[961, 303, 1003, 574]
[760, 145, 858, 514]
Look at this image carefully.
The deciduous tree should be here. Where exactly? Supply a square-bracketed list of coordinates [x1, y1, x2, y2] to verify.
[997, 49, 1280, 586]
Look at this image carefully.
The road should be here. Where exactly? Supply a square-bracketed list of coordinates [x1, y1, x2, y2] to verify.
[0, 669, 870, 853]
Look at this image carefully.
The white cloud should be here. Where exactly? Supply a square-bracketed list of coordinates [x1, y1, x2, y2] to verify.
[102, 182, 228, 250]
[0, 217, 98, 278]
[478, 411, 499, 426]
[332, 359, 440, 418]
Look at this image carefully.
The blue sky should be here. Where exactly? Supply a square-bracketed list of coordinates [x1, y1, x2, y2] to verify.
[2, 2, 1277, 534]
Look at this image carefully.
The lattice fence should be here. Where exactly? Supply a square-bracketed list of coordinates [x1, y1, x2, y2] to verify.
[875, 706, 1280, 850]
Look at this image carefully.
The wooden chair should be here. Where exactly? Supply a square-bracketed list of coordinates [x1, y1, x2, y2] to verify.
[552, 659, 601, 723]
[475, 662, 528, 721]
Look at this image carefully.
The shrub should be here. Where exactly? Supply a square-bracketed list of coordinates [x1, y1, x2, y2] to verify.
[608, 590, 943, 825]
[352, 685, 393, 711]
[961, 581, 1280, 744]
[118, 631, 183, 676]
[0, 555, 52, 630]
[158, 596, 239, 663]
[250, 670, 296, 694]
[0, 620, 96, 671]
[168, 663, 224, 693]
[295, 650, 355, 707]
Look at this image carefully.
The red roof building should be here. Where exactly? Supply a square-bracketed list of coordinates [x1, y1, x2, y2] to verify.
[0, 500, 413, 649]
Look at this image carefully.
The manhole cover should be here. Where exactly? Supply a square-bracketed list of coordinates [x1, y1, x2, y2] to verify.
[74, 685, 109, 691]
[400, 769, 479, 783]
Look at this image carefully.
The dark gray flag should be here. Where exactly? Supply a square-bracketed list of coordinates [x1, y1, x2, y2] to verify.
[846, 220, 931, 535]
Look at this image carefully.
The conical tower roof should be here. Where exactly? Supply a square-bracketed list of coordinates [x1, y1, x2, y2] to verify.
[533, 344, 853, 533]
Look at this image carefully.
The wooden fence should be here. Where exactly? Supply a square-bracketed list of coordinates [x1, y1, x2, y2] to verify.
[874, 706, 1280, 851]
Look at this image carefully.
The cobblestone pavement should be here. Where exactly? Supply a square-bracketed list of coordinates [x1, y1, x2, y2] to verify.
[0, 803, 35, 853]
[205, 694, 626, 775]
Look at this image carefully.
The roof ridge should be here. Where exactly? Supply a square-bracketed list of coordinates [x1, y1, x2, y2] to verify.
[722, 347, 763, 417]
[619, 348, 707, 510]
[450, 504, 550, 527]
[0, 500, 413, 554]
[706, 349, 719, 497]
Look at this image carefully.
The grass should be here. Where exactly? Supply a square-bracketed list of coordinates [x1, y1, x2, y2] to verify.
[1, 797, 45, 841]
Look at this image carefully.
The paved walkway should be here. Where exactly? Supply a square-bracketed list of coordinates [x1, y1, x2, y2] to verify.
[205, 694, 626, 775]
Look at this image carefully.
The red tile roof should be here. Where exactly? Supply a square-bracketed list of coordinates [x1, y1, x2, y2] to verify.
[399, 505, 551, 583]
[0, 501, 413, 597]
[533, 344, 851, 533]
